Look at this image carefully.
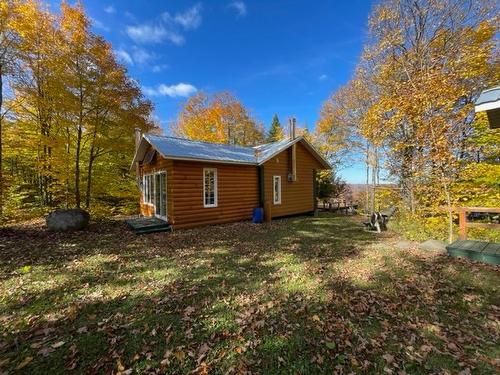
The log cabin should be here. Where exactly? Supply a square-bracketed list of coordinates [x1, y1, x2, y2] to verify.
[475, 86, 500, 129]
[130, 120, 330, 230]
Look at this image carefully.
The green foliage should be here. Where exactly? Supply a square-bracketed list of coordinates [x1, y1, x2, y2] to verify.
[391, 213, 500, 243]
[390, 213, 456, 242]
[1, 1, 155, 221]
[266, 114, 284, 142]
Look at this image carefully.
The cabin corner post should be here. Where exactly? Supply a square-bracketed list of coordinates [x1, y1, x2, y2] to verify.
[258, 165, 265, 207]
[312, 169, 318, 212]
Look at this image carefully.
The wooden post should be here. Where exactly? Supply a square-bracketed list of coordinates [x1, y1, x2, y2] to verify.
[459, 208, 467, 240]
[264, 200, 272, 223]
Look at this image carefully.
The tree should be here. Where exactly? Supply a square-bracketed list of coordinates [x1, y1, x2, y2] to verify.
[266, 114, 284, 142]
[173, 91, 264, 146]
[11, 0, 62, 206]
[319, 0, 497, 241]
[3, 1, 155, 218]
[0, 0, 20, 217]
[363, 0, 496, 241]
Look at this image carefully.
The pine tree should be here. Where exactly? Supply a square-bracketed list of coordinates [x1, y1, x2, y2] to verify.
[266, 114, 284, 142]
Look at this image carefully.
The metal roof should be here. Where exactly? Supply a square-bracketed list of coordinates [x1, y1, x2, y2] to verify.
[145, 134, 256, 164]
[475, 86, 500, 112]
[131, 134, 331, 169]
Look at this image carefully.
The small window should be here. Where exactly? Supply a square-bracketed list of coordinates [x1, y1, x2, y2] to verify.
[273, 176, 281, 205]
[203, 168, 218, 207]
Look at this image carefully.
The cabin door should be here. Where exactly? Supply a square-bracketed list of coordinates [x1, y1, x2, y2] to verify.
[154, 172, 167, 221]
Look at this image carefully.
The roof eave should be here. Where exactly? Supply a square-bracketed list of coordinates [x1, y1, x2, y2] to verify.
[475, 100, 500, 112]
[160, 155, 257, 166]
[257, 137, 331, 169]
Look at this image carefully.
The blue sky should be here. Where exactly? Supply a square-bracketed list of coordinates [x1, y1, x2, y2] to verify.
[51, 1, 375, 183]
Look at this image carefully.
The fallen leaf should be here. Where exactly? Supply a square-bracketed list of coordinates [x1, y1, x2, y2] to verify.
[198, 343, 210, 356]
[326, 341, 336, 350]
[38, 346, 55, 357]
[16, 356, 33, 370]
[175, 350, 185, 362]
[383, 353, 395, 364]
[52, 341, 65, 349]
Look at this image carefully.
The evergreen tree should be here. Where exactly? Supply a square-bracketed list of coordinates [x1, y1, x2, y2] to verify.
[266, 114, 284, 142]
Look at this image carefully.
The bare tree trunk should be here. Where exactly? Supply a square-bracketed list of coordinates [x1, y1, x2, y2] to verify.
[75, 122, 82, 208]
[444, 185, 453, 244]
[365, 142, 370, 213]
[65, 127, 71, 208]
[371, 148, 376, 212]
[85, 152, 94, 209]
[85, 128, 98, 209]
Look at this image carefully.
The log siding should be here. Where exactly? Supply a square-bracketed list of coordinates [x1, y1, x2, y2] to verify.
[138, 140, 326, 229]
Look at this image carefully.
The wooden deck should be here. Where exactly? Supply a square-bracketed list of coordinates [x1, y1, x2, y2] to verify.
[446, 240, 500, 265]
[125, 217, 172, 235]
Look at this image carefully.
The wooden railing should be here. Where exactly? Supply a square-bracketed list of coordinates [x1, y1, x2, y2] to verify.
[458, 207, 500, 240]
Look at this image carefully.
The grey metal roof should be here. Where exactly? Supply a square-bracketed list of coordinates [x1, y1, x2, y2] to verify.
[145, 134, 257, 164]
[131, 134, 331, 169]
[476, 86, 500, 106]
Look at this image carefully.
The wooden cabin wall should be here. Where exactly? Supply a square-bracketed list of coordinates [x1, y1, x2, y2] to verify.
[262, 142, 323, 218]
[170, 161, 259, 229]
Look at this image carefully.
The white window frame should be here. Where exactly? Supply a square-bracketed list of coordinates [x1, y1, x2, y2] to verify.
[273, 175, 281, 205]
[143, 171, 168, 220]
[143, 174, 154, 205]
[203, 168, 218, 208]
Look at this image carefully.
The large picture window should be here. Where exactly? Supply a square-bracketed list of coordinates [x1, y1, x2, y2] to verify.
[142, 172, 167, 219]
[273, 176, 281, 205]
[203, 168, 218, 208]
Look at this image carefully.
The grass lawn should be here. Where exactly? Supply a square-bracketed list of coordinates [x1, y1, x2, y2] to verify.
[0, 213, 499, 374]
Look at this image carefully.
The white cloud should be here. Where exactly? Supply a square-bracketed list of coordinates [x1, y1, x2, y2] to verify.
[126, 24, 184, 45]
[143, 83, 197, 98]
[116, 46, 166, 70]
[126, 4, 202, 45]
[173, 4, 202, 30]
[132, 47, 155, 64]
[229, 1, 247, 17]
[124, 11, 136, 21]
[104, 5, 115, 14]
[115, 49, 133, 65]
[91, 17, 110, 32]
[152, 64, 168, 73]
[318, 74, 328, 81]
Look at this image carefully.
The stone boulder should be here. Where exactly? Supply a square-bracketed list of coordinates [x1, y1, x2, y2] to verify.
[46, 209, 90, 231]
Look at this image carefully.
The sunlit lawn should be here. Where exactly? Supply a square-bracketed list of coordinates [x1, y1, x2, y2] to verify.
[0, 213, 498, 374]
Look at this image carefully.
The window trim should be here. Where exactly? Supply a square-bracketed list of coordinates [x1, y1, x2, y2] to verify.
[143, 173, 155, 205]
[273, 175, 281, 205]
[142, 171, 168, 220]
[203, 168, 218, 208]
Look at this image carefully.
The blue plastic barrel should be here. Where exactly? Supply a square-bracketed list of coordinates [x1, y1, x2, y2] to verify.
[252, 207, 264, 223]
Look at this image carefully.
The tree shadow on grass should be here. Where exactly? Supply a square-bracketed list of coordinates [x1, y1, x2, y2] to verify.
[2, 213, 497, 374]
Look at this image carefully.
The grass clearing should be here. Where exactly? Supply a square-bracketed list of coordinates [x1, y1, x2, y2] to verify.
[0, 213, 498, 374]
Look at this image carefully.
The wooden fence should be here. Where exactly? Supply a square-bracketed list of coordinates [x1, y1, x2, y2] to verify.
[457, 207, 500, 240]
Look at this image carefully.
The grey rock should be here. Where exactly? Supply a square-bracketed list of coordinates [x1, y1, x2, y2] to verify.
[419, 239, 447, 253]
[46, 209, 90, 231]
[395, 240, 417, 250]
